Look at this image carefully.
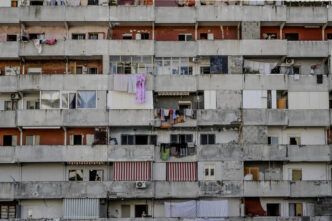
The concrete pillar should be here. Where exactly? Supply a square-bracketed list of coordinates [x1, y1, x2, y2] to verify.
[152, 22, 155, 41]
[322, 23, 327, 41]
[241, 21, 260, 40]
[280, 22, 285, 40]
[195, 22, 198, 41]
[103, 55, 110, 75]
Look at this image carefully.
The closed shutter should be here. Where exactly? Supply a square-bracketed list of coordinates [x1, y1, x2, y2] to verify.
[167, 162, 197, 182]
[63, 199, 99, 219]
[11, 136, 17, 146]
[113, 162, 151, 181]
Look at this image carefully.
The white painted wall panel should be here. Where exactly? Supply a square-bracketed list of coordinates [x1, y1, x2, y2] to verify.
[288, 92, 329, 109]
[243, 90, 264, 108]
[21, 163, 64, 181]
[283, 163, 327, 181]
[107, 91, 153, 109]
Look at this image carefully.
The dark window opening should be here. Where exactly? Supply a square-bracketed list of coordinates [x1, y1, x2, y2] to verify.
[3, 136, 12, 146]
[88, 67, 98, 74]
[317, 74, 323, 84]
[327, 33, 332, 40]
[135, 135, 148, 145]
[200, 66, 210, 74]
[289, 137, 300, 145]
[88, 0, 99, 5]
[28, 33, 40, 40]
[150, 135, 157, 146]
[293, 66, 300, 75]
[267, 203, 280, 216]
[73, 135, 82, 145]
[30, 1, 43, 5]
[122, 35, 132, 40]
[263, 33, 277, 40]
[179, 104, 191, 110]
[72, 34, 86, 40]
[6, 35, 17, 42]
[76, 66, 83, 74]
[135, 205, 148, 218]
[0, 202, 17, 219]
[68, 169, 83, 181]
[89, 170, 103, 181]
[200, 33, 208, 40]
[178, 34, 192, 41]
[171, 134, 193, 144]
[289, 203, 303, 216]
[141, 33, 149, 40]
[200, 134, 215, 145]
[271, 66, 280, 74]
[285, 33, 299, 41]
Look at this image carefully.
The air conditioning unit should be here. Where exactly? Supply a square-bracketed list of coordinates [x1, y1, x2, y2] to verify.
[285, 58, 294, 65]
[11, 93, 20, 100]
[136, 181, 147, 189]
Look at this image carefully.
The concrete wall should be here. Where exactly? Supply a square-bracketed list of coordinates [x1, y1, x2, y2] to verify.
[288, 92, 329, 110]
[20, 199, 62, 219]
[283, 163, 328, 181]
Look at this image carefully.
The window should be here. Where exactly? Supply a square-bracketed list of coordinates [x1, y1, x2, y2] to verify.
[121, 135, 157, 145]
[41, 91, 60, 109]
[200, 33, 208, 40]
[68, 169, 83, 181]
[30, 0, 43, 5]
[60, 92, 76, 109]
[178, 34, 192, 41]
[289, 203, 303, 216]
[89, 170, 103, 181]
[170, 134, 193, 144]
[88, 67, 98, 74]
[77, 91, 96, 108]
[155, 57, 192, 75]
[200, 134, 216, 145]
[204, 164, 215, 180]
[88, 33, 98, 40]
[268, 137, 279, 145]
[285, 33, 299, 41]
[135, 205, 148, 218]
[291, 169, 302, 181]
[200, 66, 210, 74]
[6, 35, 17, 42]
[327, 33, 332, 40]
[72, 34, 86, 40]
[110, 56, 153, 75]
[289, 137, 301, 145]
[0, 203, 16, 219]
[141, 33, 149, 40]
[26, 100, 40, 110]
[122, 34, 132, 40]
[70, 135, 83, 145]
[88, 0, 99, 5]
[28, 33, 41, 40]
[266, 203, 280, 216]
[3, 135, 12, 146]
[11, 1, 18, 7]
[25, 135, 40, 146]
[5, 100, 18, 110]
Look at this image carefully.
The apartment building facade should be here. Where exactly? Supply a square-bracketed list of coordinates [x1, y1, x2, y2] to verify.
[0, 0, 331, 220]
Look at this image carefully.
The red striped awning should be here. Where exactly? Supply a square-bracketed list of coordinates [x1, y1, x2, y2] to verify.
[167, 162, 197, 182]
[113, 162, 151, 181]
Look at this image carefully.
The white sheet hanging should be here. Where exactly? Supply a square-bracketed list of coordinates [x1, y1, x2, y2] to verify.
[197, 200, 228, 217]
[165, 201, 197, 217]
[204, 90, 216, 109]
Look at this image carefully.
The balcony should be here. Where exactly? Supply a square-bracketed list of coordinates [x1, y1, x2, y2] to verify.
[108, 145, 154, 161]
[0, 7, 19, 23]
[243, 109, 288, 126]
[197, 40, 287, 56]
[288, 109, 330, 127]
[288, 74, 328, 92]
[0, 111, 17, 128]
[199, 181, 243, 197]
[287, 7, 327, 24]
[155, 7, 195, 24]
[243, 144, 287, 161]
[244, 181, 290, 197]
[197, 144, 242, 161]
[155, 41, 197, 57]
[290, 181, 332, 197]
[109, 6, 154, 22]
[197, 109, 241, 126]
[155, 181, 199, 198]
[197, 5, 286, 22]
[288, 41, 329, 58]
[109, 110, 154, 126]
[0, 76, 18, 93]
[198, 74, 243, 91]
[154, 75, 197, 92]
[19, 6, 108, 22]
[0, 42, 19, 58]
[288, 145, 331, 162]
[109, 40, 154, 56]
[243, 74, 287, 90]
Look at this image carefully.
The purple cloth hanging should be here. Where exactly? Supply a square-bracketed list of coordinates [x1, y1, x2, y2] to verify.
[136, 73, 146, 103]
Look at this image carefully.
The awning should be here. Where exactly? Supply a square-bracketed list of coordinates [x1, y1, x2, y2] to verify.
[158, 91, 190, 96]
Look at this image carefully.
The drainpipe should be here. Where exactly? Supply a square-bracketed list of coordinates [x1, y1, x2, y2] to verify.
[18, 127, 23, 146]
[322, 23, 328, 41]
[237, 22, 241, 40]
[63, 127, 67, 146]
[152, 22, 155, 41]
[65, 57, 68, 75]
[195, 22, 198, 41]
[280, 22, 285, 40]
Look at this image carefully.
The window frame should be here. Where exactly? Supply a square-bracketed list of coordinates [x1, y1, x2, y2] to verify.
[68, 169, 84, 181]
[204, 164, 215, 180]
[200, 134, 216, 145]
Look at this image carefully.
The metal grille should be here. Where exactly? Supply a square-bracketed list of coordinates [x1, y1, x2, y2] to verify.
[63, 199, 99, 219]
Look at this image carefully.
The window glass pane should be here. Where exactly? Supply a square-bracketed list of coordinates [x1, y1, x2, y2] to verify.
[89, 170, 103, 181]
[205, 168, 209, 176]
[210, 168, 214, 176]
[121, 135, 128, 145]
[128, 135, 134, 145]
[186, 134, 193, 143]
[172, 58, 179, 75]
[170, 135, 178, 143]
[77, 91, 96, 108]
[69, 93, 76, 109]
[155, 59, 163, 75]
[208, 134, 215, 144]
[61, 93, 69, 109]
[201, 134, 207, 145]
[41, 91, 60, 109]
[164, 59, 171, 74]
[26, 135, 33, 145]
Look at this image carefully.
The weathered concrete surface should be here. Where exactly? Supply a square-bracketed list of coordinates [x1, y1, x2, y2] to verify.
[0, 42, 19, 58]
[244, 181, 290, 197]
[244, 109, 289, 126]
[108, 145, 154, 162]
[199, 181, 243, 197]
[155, 182, 199, 198]
[242, 126, 268, 144]
[196, 5, 286, 22]
[109, 110, 154, 126]
[288, 41, 329, 58]
[17, 110, 62, 127]
[289, 74, 328, 92]
[288, 145, 331, 162]
[0, 146, 16, 163]
[0, 7, 19, 23]
[108, 40, 154, 56]
[197, 144, 242, 161]
[290, 181, 332, 197]
[0, 110, 16, 128]
[197, 40, 287, 56]
[243, 144, 287, 161]
[155, 41, 197, 57]
[154, 75, 197, 92]
[155, 7, 195, 24]
[243, 74, 287, 90]
[197, 110, 241, 126]
[62, 109, 109, 127]
[198, 75, 243, 90]
[288, 110, 330, 127]
[109, 6, 154, 22]
[287, 7, 327, 24]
